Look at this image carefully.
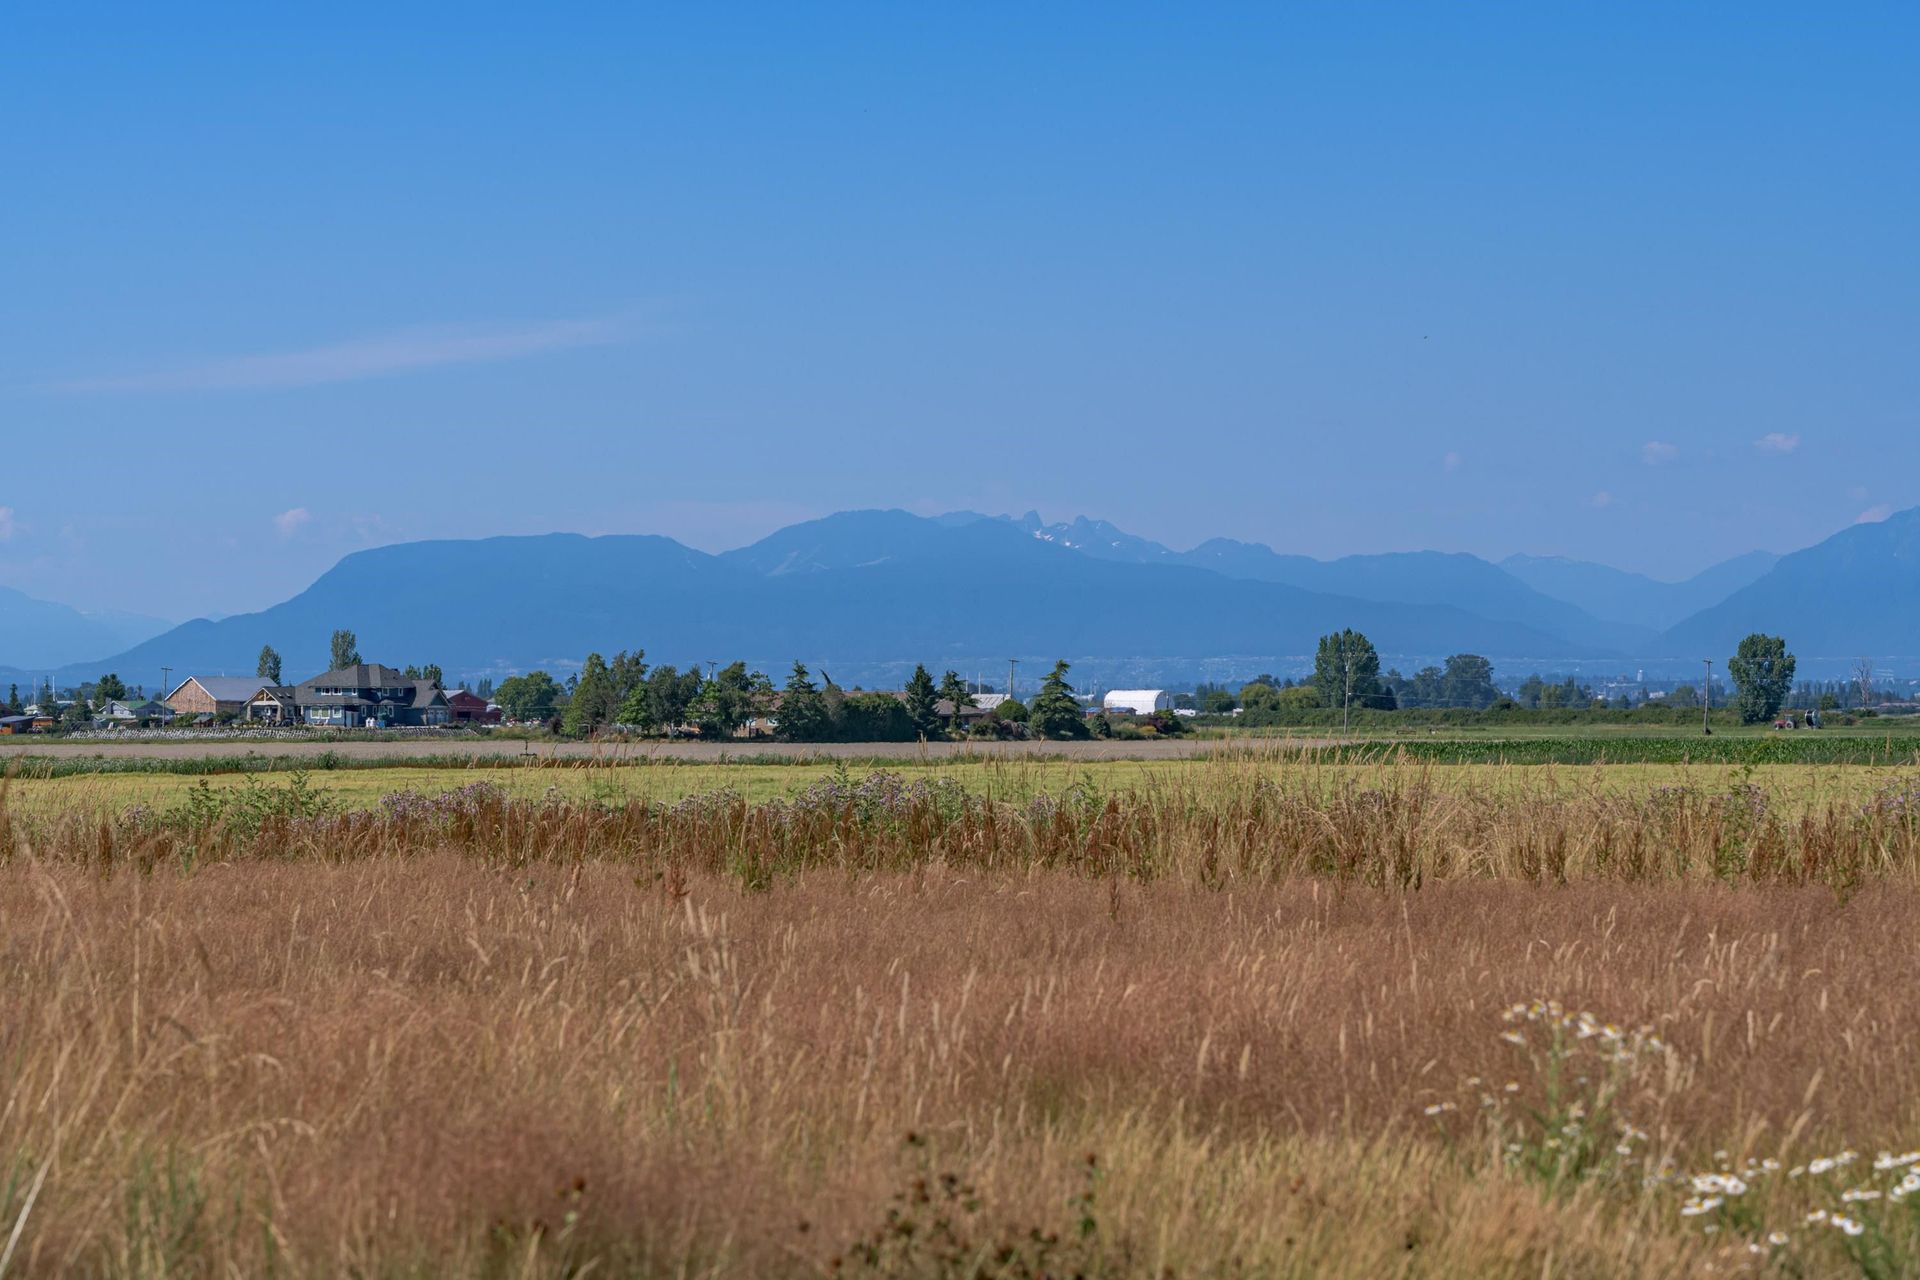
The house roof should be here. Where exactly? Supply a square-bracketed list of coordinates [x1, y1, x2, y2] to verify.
[170, 676, 274, 703]
[405, 681, 446, 708]
[298, 664, 410, 690]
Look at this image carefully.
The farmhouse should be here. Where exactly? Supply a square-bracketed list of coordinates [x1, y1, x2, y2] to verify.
[1102, 689, 1171, 715]
[165, 676, 274, 719]
[293, 664, 452, 728]
[93, 698, 174, 727]
[244, 686, 301, 724]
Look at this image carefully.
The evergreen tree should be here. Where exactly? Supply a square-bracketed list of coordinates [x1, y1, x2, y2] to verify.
[936, 670, 973, 736]
[5, 684, 18, 715]
[1027, 660, 1089, 739]
[329, 629, 361, 670]
[1729, 633, 1796, 724]
[776, 662, 830, 742]
[421, 664, 444, 688]
[257, 645, 283, 684]
[95, 673, 128, 702]
[903, 664, 942, 739]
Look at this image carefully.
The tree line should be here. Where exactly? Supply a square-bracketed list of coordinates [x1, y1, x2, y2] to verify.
[486, 653, 1142, 742]
[1224, 629, 1807, 728]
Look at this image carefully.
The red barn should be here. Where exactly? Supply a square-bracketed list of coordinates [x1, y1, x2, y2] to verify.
[445, 689, 501, 724]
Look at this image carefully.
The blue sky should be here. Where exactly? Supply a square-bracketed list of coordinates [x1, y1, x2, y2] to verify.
[3, 4, 1916, 617]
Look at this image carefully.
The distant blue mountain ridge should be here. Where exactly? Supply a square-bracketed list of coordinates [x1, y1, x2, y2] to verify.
[1, 505, 1905, 687]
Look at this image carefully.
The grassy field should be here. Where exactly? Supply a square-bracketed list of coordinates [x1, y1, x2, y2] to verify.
[8, 761, 1920, 1275]
[6, 751, 1920, 815]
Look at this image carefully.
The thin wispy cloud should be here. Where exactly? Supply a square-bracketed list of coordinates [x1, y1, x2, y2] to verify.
[1442, 451, 1463, 474]
[51, 316, 629, 393]
[0, 506, 15, 541]
[1641, 441, 1678, 465]
[273, 507, 312, 538]
[1857, 503, 1893, 524]
[1754, 432, 1801, 455]
[1589, 490, 1615, 509]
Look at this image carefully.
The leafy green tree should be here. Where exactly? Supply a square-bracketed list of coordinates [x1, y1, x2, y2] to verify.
[1729, 633, 1796, 724]
[495, 670, 561, 722]
[689, 661, 755, 739]
[777, 662, 830, 742]
[1667, 684, 1699, 708]
[937, 670, 973, 736]
[1313, 629, 1382, 730]
[257, 645, 283, 684]
[838, 692, 914, 741]
[420, 664, 444, 688]
[1027, 660, 1089, 739]
[903, 664, 942, 740]
[95, 673, 128, 702]
[329, 629, 361, 670]
[563, 653, 618, 737]
[1441, 654, 1499, 708]
[627, 664, 702, 736]
[608, 650, 649, 708]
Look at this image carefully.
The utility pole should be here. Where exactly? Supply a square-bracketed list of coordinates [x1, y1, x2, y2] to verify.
[1702, 659, 1712, 736]
[1007, 658, 1018, 704]
[160, 666, 173, 700]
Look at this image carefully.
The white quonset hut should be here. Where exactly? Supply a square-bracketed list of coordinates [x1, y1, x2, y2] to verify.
[1102, 689, 1171, 715]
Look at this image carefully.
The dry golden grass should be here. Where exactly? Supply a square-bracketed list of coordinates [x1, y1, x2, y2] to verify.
[7, 769, 1920, 1275]
[3, 857, 1920, 1276]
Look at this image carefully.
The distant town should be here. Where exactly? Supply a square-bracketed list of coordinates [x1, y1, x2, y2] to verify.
[4, 624, 1914, 742]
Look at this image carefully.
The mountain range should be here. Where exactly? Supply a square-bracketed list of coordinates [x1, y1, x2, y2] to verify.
[2, 505, 1914, 688]
[0, 587, 174, 672]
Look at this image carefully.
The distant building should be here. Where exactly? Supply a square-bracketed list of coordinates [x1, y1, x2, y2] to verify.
[244, 686, 301, 724]
[934, 697, 996, 728]
[0, 713, 53, 735]
[94, 698, 174, 727]
[1102, 689, 1171, 715]
[293, 664, 452, 728]
[165, 676, 273, 719]
[445, 688, 501, 724]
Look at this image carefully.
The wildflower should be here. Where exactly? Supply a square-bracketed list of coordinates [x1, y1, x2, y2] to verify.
[1806, 1209, 1829, 1224]
[1841, 1188, 1881, 1202]
[1767, 1231, 1789, 1247]
[1831, 1215, 1865, 1237]
[1423, 1103, 1457, 1116]
[1679, 1196, 1722, 1216]
[1499, 1031, 1527, 1047]
[1690, 1173, 1747, 1197]
[1504, 1082, 1520, 1093]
